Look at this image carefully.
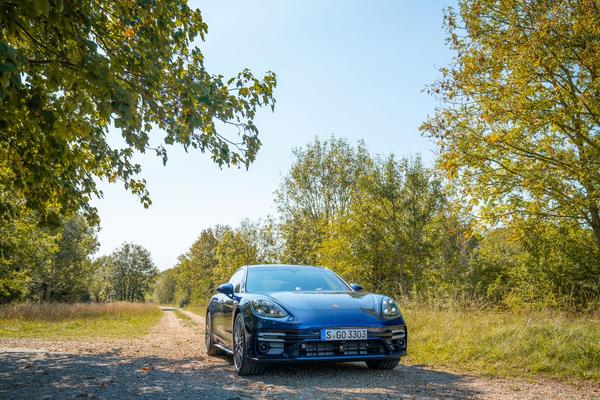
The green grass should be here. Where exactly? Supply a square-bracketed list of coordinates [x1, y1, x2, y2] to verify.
[173, 309, 197, 327]
[0, 302, 163, 339]
[184, 303, 208, 317]
[402, 306, 600, 382]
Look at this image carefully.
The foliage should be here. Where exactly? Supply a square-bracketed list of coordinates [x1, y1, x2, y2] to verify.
[237, 218, 283, 265]
[88, 256, 113, 303]
[105, 243, 157, 302]
[162, 136, 599, 311]
[275, 136, 371, 264]
[0, 212, 97, 303]
[172, 226, 223, 306]
[0, 0, 277, 224]
[2, 0, 594, 324]
[214, 229, 258, 285]
[469, 221, 600, 310]
[157, 219, 279, 306]
[153, 269, 177, 305]
[29, 215, 99, 302]
[420, 0, 600, 249]
[320, 155, 472, 297]
[0, 208, 55, 302]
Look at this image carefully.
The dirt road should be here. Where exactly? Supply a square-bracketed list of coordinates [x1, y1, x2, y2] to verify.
[0, 309, 597, 399]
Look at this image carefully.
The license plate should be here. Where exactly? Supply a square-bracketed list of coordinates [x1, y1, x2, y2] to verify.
[320, 328, 367, 341]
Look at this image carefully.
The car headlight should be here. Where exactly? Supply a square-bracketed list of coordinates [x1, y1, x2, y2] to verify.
[251, 298, 288, 318]
[381, 297, 400, 318]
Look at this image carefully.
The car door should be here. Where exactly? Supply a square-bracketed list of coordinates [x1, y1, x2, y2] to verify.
[210, 292, 228, 344]
[221, 268, 245, 348]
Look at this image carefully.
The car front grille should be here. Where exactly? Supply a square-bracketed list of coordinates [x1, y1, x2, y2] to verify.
[303, 340, 374, 357]
[255, 326, 406, 358]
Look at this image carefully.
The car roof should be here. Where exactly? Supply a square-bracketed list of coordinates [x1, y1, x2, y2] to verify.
[245, 264, 326, 270]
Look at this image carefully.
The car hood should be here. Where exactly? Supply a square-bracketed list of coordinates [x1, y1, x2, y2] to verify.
[266, 291, 377, 312]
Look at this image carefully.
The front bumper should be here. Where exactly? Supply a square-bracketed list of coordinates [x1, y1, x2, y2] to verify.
[249, 325, 407, 363]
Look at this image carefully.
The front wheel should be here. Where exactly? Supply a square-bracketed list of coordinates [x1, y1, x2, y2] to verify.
[232, 313, 262, 376]
[365, 359, 400, 370]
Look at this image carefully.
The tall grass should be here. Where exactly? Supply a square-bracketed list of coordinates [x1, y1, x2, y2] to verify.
[0, 302, 157, 321]
[184, 302, 208, 317]
[0, 302, 162, 339]
[402, 304, 600, 381]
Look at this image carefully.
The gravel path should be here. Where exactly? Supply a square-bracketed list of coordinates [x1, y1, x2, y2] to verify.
[0, 308, 598, 400]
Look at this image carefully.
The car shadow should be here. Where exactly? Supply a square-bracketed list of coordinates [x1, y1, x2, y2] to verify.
[0, 350, 480, 399]
[245, 362, 480, 399]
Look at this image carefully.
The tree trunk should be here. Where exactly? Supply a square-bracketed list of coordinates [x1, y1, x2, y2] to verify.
[590, 205, 600, 251]
[44, 282, 52, 302]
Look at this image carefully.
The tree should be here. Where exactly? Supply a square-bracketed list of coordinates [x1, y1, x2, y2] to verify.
[30, 215, 99, 302]
[237, 218, 283, 264]
[319, 156, 465, 297]
[0, 208, 55, 303]
[420, 0, 600, 249]
[214, 229, 257, 285]
[174, 227, 223, 305]
[0, 0, 277, 224]
[89, 255, 113, 303]
[468, 220, 600, 310]
[0, 210, 98, 303]
[275, 136, 371, 264]
[108, 243, 157, 302]
[154, 269, 177, 305]
[158, 220, 280, 307]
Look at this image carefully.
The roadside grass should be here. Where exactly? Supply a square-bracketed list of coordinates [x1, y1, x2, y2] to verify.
[0, 302, 163, 339]
[184, 303, 208, 317]
[402, 306, 600, 382]
[173, 309, 197, 327]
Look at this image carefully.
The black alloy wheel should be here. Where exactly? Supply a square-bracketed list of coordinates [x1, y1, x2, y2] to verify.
[232, 313, 262, 375]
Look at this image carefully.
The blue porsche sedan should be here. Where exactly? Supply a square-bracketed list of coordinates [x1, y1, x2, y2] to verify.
[204, 264, 407, 375]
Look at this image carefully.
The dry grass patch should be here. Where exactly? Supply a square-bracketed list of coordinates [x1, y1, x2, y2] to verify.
[0, 302, 162, 339]
[403, 306, 600, 382]
[184, 303, 207, 317]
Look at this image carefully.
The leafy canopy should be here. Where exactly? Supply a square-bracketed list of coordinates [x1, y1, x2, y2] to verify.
[420, 0, 600, 248]
[0, 0, 277, 223]
[275, 136, 371, 264]
[108, 242, 157, 302]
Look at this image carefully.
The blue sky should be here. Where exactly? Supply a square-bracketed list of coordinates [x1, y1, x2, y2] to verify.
[93, 0, 455, 269]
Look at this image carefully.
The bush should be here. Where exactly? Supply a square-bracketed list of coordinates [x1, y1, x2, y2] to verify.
[178, 296, 190, 309]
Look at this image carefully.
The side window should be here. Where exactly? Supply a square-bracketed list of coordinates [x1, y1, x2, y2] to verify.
[229, 269, 244, 293]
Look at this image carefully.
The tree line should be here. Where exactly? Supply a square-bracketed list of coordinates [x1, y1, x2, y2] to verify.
[156, 137, 600, 311]
[1, 0, 597, 310]
[0, 206, 157, 303]
[0, 0, 274, 303]
[156, 0, 598, 312]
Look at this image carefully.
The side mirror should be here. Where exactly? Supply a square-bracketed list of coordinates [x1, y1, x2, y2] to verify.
[216, 283, 234, 297]
[350, 283, 363, 292]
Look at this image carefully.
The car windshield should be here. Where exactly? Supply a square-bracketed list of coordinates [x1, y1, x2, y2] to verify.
[245, 267, 349, 293]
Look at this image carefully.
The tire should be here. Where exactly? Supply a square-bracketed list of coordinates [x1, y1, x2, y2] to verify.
[232, 313, 262, 376]
[365, 359, 400, 370]
[205, 312, 225, 356]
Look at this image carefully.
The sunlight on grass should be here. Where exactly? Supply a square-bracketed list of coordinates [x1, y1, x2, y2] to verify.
[0, 303, 162, 339]
[184, 303, 207, 317]
[173, 309, 197, 327]
[403, 307, 600, 381]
